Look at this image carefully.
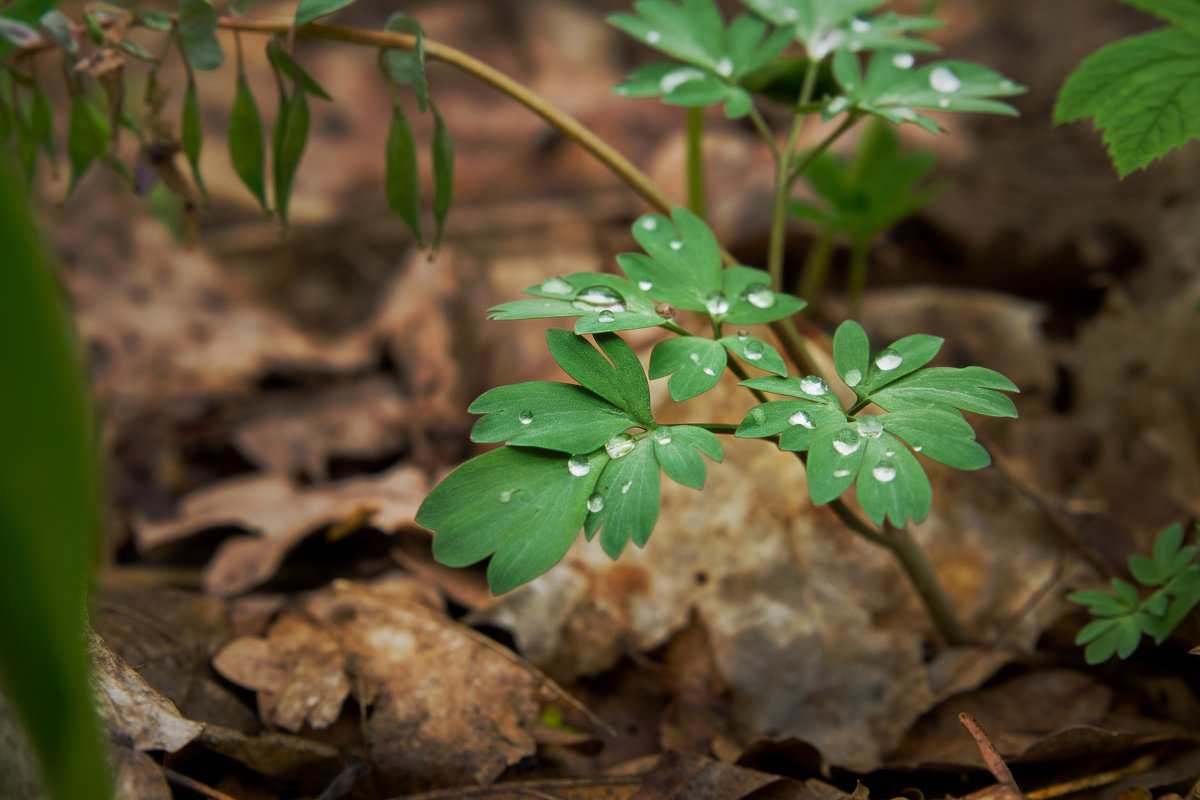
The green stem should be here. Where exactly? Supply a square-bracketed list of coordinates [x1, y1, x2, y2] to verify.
[797, 226, 835, 305]
[694, 423, 739, 435]
[685, 106, 706, 218]
[786, 114, 858, 186]
[764, 60, 819, 291]
[845, 236, 872, 318]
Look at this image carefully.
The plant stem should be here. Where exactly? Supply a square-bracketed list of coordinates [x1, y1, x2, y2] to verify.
[694, 423, 739, 435]
[685, 106, 706, 218]
[786, 114, 858, 186]
[845, 236, 872, 318]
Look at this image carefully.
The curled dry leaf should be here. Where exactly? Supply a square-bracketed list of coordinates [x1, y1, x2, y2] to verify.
[134, 466, 426, 596]
[213, 576, 586, 792]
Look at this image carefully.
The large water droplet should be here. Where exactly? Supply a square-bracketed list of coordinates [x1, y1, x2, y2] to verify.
[826, 97, 850, 115]
[567, 455, 591, 477]
[598, 310, 616, 323]
[856, 415, 883, 439]
[655, 302, 676, 319]
[844, 369, 862, 388]
[638, 280, 653, 291]
[653, 428, 672, 445]
[540, 276, 573, 295]
[499, 489, 516, 503]
[621, 480, 633, 495]
[850, 17, 870, 32]
[703, 367, 716, 376]
[587, 493, 605, 512]
[605, 433, 636, 459]
[892, 52, 914, 69]
[872, 462, 897, 482]
[574, 285, 625, 310]
[689, 353, 700, 363]
[645, 30, 661, 44]
[641, 216, 659, 230]
[743, 339, 765, 361]
[715, 57, 733, 77]
[913, 445, 923, 452]
[518, 409, 534, 425]
[742, 283, 775, 309]
[832, 428, 862, 456]
[669, 240, 683, 250]
[705, 291, 730, 316]
[875, 349, 902, 371]
[833, 469, 852, 478]
[929, 66, 962, 93]
[789, 410, 814, 428]
[800, 376, 828, 396]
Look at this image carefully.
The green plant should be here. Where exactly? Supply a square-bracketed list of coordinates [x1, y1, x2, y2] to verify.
[1056, 0, 1200, 176]
[1069, 522, 1200, 664]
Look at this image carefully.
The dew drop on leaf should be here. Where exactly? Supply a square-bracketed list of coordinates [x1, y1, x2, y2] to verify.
[800, 376, 827, 395]
[621, 480, 633, 495]
[716, 57, 733, 77]
[827, 97, 850, 115]
[872, 462, 897, 482]
[750, 406, 766, 424]
[499, 489, 515, 503]
[789, 410, 814, 428]
[587, 493, 605, 512]
[605, 433, 636, 459]
[930, 66, 962, 93]
[573, 285, 626, 313]
[689, 353, 700, 363]
[844, 369, 862, 387]
[938, 98, 950, 108]
[646, 30, 661, 44]
[742, 283, 775, 309]
[638, 280, 653, 291]
[893, 53, 914, 69]
[568, 455, 592, 477]
[743, 339, 765, 361]
[833, 428, 862, 455]
[518, 410, 533, 425]
[913, 445, 923, 452]
[856, 416, 883, 439]
[660, 67, 706, 93]
[834, 468, 852, 478]
[598, 310, 616, 323]
[703, 367, 716, 376]
[641, 216, 659, 230]
[540, 276, 573, 295]
[705, 291, 730, 316]
[875, 349, 902, 370]
[670, 240, 682, 250]
[851, 17, 870, 32]
[653, 428, 672, 445]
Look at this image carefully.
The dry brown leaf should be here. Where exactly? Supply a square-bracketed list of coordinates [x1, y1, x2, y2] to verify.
[214, 576, 587, 792]
[133, 465, 426, 596]
[196, 723, 341, 782]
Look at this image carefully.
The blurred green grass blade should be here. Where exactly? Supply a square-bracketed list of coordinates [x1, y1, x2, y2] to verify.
[0, 154, 110, 799]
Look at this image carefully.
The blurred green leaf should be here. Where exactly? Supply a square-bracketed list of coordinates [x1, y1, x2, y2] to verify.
[271, 82, 309, 230]
[384, 101, 422, 245]
[382, 12, 428, 111]
[295, 0, 359, 27]
[65, 94, 110, 196]
[179, 0, 224, 71]
[181, 80, 208, 201]
[431, 105, 453, 251]
[266, 38, 333, 100]
[229, 75, 267, 211]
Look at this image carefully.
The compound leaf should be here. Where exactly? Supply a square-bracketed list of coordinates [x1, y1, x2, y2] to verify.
[649, 336, 726, 401]
[650, 425, 721, 489]
[618, 207, 722, 310]
[469, 382, 642, 454]
[735, 401, 845, 452]
[584, 438, 660, 558]
[880, 407, 990, 470]
[869, 366, 1018, 417]
[385, 102, 422, 245]
[545, 330, 653, 426]
[853, 433, 932, 526]
[719, 333, 786, 375]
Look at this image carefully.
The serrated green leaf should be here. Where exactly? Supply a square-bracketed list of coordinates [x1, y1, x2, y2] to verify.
[651, 425, 721, 489]
[383, 12, 429, 112]
[295, 0, 358, 27]
[1129, 555, 1165, 587]
[385, 102, 422, 245]
[272, 83, 309, 230]
[881, 407, 990, 470]
[266, 38, 333, 100]
[469, 382, 640, 454]
[229, 75, 267, 211]
[545, 330, 653, 426]
[181, 80, 208, 201]
[718, 333, 786, 375]
[869, 366, 1019, 417]
[585, 438, 660, 557]
[1055, 27, 1200, 176]
[179, 0, 224, 71]
[720, 265, 806, 324]
[419, 447, 602, 594]
[740, 375, 842, 409]
[431, 106, 453, 251]
[648, 336, 726, 401]
[1152, 523, 1186, 569]
[65, 94, 110, 196]
[833, 320, 870, 392]
[854, 433, 931, 526]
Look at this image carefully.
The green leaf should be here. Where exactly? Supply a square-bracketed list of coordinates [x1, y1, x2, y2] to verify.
[295, 0, 359, 27]
[584, 438, 660, 558]
[384, 102, 422, 245]
[720, 265, 807, 324]
[138, 9, 173, 30]
[431, 105, 453, 251]
[741, 0, 941, 60]
[736, 400, 846, 452]
[181, 80, 208, 201]
[230, 0, 256, 15]
[1129, 554, 1165, 587]
[419, 447, 602, 594]
[833, 320, 870, 391]
[1152, 566, 1200, 642]
[469, 382, 641, 454]
[1067, 589, 1136, 617]
[614, 62, 754, 118]
[648, 336, 726, 401]
[1152, 523, 1186, 569]
[65, 94, 110, 196]
[545, 330, 653, 427]
[489, 273, 665, 334]
[1112, 578, 1140, 607]
[383, 12, 429, 112]
[853, 433, 932, 526]
[880, 408, 991, 470]
[266, 38, 333, 100]
[229, 74, 268, 211]
[740, 374, 842, 410]
[650, 425, 722, 489]
[119, 39, 157, 62]
[179, 0, 224, 71]
[39, 10, 77, 54]
[271, 83, 310, 230]
[617, 207, 723, 311]
[869, 366, 1019, 417]
[82, 10, 104, 44]
[805, 422, 868, 505]
[719, 333, 786, 375]
[1075, 616, 1119, 646]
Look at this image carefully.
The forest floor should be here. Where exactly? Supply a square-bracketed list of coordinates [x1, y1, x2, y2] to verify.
[29, 0, 1200, 797]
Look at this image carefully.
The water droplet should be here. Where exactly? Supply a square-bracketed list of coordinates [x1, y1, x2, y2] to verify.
[1000, 79, 1015, 90]
[669, 240, 683, 250]
[850, 17, 870, 32]
[604, 433, 636, 459]
[750, 406, 766, 424]
[938, 97, 950, 108]
[789, 410, 814, 428]
[930, 66, 962, 93]
[587, 493, 605, 512]
[613, 85, 630, 96]
[892, 52, 914, 69]
[833, 469, 852, 478]
[689, 353, 700, 363]
[499, 489, 516, 503]
[659, 67, 706, 93]
[653, 428, 672, 445]
[782, 7, 798, 21]
[716, 57, 733, 77]
[742, 283, 776, 309]
[736, 329, 749, 340]
[573, 285, 626, 313]
[893, 107, 918, 121]
[641, 216, 659, 230]
[540, 276, 573, 295]
[872, 462, 897, 482]
[913, 445, 923, 452]
[875, 349, 902, 371]
[703, 367, 716, 376]
[704, 291, 730, 316]
[598, 310, 616, 323]
[743, 339, 765, 361]
[655, 302, 676, 319]
[885, 450, 894, 457]
[812, 29, 844, 59]
[844, 369, 862, 387]
[856, 416, 883, 439]
[645, 30, 661, 44]
[518, 409, 534, 425]
[832, 428, 862, 456]
[637, 280, 653, 291]
[826, 97, 849, 115]
[800, 376, 827, 396]
[567, 455, 591, 477]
